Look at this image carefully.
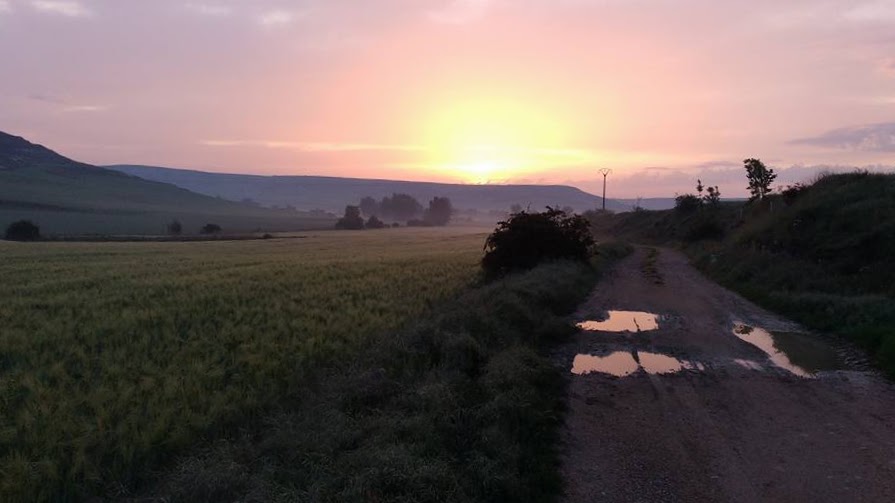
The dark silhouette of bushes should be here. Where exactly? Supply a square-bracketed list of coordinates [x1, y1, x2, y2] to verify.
[482, 207, 594, 277]
[424, 196, 453, 226]
[5, 220, 41, 241]
[674, 194, 702, 213]
[380, 193, 423, 221]
[167, 220, 183, 236]
[365, 215, 386, 229]
[200, 223, 222, 235]
[335, 206, 365, 230]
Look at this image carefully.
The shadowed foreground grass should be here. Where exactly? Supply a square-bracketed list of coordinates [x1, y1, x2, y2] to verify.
[0, 229, 484, 500]
[133, 252, 623, 502]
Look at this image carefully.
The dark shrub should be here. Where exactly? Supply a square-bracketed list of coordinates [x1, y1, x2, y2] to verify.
[482, 207, 594, 277]
[5, 220, 41, 241]
[674, 194, 702, 213]
[781, 183, 808, 206]
[686, 218, 725, 241]
[335, 206, 365, 230]
[167, 220, 183, 236]
[406, 219, 429, 227]
[423, 196, 453, 226]
[391, 222, 401, 228]
[365, 215, 386, 229]
[200, 223, 222, 235]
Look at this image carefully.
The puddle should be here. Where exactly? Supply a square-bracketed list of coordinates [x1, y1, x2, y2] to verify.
[638, 352, 689, 374]
[572, 352, 639, 377]
[577, 311, 660, 333]
[733, 323, 842, 377]
[572, 351, 700, 376]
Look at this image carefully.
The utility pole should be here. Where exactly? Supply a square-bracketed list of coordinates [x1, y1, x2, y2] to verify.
[599, 168, 612, 211]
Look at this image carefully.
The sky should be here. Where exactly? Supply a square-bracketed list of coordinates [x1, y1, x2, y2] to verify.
[1, 0, 894, 197]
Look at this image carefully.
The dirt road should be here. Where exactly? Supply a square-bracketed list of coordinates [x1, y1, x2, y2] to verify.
[557, 248, 895, 503]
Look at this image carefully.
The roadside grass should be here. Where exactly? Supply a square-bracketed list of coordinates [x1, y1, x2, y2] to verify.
[0, 228, 484, 500]
[137, 251, 621, 502]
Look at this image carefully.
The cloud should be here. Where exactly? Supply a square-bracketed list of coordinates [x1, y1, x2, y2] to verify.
[185, 3, 232, 17]
[0, 0, 11, 14]
[31, 0, 90, 17]
[200, 140, 424, 152]
[258, 9, 298, 27]
[63, 105, 108, 112]
[428, 0, 493, 25]
[791, 123, 895, 152]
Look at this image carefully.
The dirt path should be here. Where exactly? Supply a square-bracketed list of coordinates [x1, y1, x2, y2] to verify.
[557, 248, 895, 503]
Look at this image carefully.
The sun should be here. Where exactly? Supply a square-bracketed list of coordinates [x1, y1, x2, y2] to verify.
[418, 96, 573, 183]
[456, 160, 501, 184]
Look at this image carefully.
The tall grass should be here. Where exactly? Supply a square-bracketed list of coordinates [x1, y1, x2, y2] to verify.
[139, 258, 612, 502]
[0, 229, 484, 500]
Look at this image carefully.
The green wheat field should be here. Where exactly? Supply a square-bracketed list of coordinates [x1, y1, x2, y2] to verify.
[0, 228, 486, 498]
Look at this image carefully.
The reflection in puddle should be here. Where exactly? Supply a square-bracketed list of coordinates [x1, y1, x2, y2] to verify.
[572, 352, 639, 377]
[577, 311, 660, 333]
[733, 323, 841, 377]
[639, 352, 688, 374]
[573, 351, 699, 376]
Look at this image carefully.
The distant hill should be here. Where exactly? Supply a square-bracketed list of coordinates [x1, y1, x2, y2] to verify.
[0, 132, 333, 235]
[108, 165, 625, 214]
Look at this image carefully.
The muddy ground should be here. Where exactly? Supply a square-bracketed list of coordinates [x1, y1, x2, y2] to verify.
[557, 248, 895, 503]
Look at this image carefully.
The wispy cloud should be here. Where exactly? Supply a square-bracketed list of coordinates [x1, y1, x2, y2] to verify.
[185, 3, 232, 17]
[791, 122, 895, 152]
[428, 0, 493, 25]
[0, 0, 12, 14]
[31, 0, 90, 17]
[200, 140, 424, 152]
[258, 9, 299, 27]
[63, 105, 108, 112]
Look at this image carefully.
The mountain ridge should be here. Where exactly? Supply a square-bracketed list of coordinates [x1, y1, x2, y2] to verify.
[109, 164, 628, 213]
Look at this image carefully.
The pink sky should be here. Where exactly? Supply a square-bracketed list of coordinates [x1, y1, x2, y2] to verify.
[2, 0, 894, 197]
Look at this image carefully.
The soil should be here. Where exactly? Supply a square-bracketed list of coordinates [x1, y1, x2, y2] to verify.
[557, 248, 895, 503]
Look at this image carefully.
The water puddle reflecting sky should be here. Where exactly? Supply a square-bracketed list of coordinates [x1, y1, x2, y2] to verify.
[572, 352, 640, 377]
[732, 323, 841, 377]
[577, 311, 660, 333]
[572, 351, 698, 376]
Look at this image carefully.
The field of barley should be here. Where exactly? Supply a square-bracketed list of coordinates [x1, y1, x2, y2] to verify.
[0, 228, 486, 499]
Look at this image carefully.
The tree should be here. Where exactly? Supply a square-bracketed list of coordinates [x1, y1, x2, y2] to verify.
[704, 186, 721, 206]
[335, 205, 365, 230]
[167, 220, 183, 236]
[482, 207, 594, 277]
[380, 193, 423, 221]
[424, 196, 453, 226]
[696, 179, 704, 198]
[359, 196, 379, 217]
[744, 158, 777, 201]
[365, 215, 386, 229]
[510, 204, 523, 214]
[5, 220, 40, 241]
[200, 223, 222, 234]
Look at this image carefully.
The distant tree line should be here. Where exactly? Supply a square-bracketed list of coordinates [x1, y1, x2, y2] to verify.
[337, 193, 454, 230]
